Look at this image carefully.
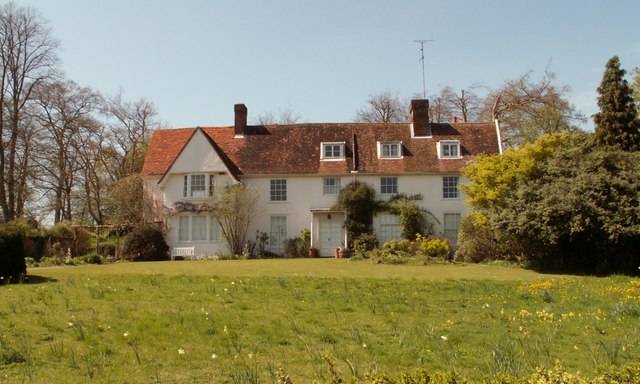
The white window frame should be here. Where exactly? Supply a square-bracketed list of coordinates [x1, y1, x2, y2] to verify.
[438, 141, 461, 159]
[270, 179, 287, 202]
[177, 215, 223, 243]
[270, 215, 287, 253]
[379, 213, 402, 244]
[378, 141, 402, 159]
[178, 216, 190, 242]
[443, 213, 462, 244]
[323, 177, 341, 195]
[442, 176, 460, 199]
[321, 142, 346, 160]
[209, 216, 221, 242]
[183, 173, 214, 198]
[380, 177, 398, 195]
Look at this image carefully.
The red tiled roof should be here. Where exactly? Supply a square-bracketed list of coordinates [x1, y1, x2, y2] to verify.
[141, 122, 500, 178]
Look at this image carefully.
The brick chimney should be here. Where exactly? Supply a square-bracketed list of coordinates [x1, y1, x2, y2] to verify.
[234, 103, 247, 137]
[410, 99, 430, 137]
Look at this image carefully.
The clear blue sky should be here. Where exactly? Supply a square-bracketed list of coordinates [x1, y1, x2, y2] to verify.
[14, 0, 640, 129]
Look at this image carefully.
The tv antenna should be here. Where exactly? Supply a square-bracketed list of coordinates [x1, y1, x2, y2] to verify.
[414, 39, 433, 98]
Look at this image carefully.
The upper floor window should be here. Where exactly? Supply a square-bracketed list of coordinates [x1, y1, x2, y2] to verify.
[439, 141, 461, 159]
[323, 177, 341, 195]
[380, 177, 398, 195]
[443, 176, 459, 199]
[321, 142, 345, 159]
[270, 179, 287, 201]
[378, 141, 402, 159]
[183, 174, 215, 198]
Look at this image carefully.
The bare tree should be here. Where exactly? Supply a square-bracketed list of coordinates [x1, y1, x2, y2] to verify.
[440, 86, 482, 122]
[479, 69, 585, 148]
[75, 124, 111, 224]
[426, 93, 451, 123]
[31, 80, 102, 223]
[254, 104, 301, 125]
[102, 92, 158, 180]
[210, 183, 259, 255]
[356, 90, 409, 123]
[0, 3, 59, 221]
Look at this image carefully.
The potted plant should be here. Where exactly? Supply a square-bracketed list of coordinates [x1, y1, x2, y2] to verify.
[339, 248, 352, 258]
[308, 247, 319, 258]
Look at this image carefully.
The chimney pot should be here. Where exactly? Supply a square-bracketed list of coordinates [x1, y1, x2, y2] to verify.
[451, 116, 458, 123]
[234, 103, 247, 136]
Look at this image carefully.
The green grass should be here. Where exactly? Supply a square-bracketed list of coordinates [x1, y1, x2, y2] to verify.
[1, 259, 638, 383]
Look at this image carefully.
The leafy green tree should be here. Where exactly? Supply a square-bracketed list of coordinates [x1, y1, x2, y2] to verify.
[497, 133, 640, 273]
[461, 133, 567, 210]
[462, 132, 640, 274]
[593, 56, 640, 151]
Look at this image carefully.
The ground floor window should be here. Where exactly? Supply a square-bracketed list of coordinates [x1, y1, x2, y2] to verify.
[379, 213, 402, 244]
[443, 213, 462, 244]
[270, 215, 287, 254]
[177, 215, 222, 242]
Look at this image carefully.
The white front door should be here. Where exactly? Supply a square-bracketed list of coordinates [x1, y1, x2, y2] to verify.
[319, 214, 343, 257]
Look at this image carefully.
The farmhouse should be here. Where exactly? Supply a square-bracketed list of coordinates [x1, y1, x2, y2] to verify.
[140, 100, 502, 257]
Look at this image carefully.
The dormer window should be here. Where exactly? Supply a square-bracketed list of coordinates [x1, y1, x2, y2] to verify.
[321, 142, 345, 160]
[378, 141, 402, 159]
[439, 141, 461, 159]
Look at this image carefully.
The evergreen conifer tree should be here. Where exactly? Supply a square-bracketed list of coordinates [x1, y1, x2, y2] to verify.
[593, 56, 640, 151]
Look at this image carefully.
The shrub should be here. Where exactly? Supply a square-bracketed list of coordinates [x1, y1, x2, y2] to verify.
[352, 233, 379, 258]
[121, 226, 169, 261]
[383, 239, 414, 254]
[80, 253, 103, 264]
[284, 229, 310, 258]
[416, 235, 451, 259]
[454, 212, 504, 263]
[97, 243, 116, 257]
[0, 221, 27, 283]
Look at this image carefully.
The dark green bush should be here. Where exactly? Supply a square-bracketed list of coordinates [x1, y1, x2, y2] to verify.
[97, 243, 116, 257]
[0, 221, 27, 283]
[122, 226, 169, 261]
[352, 233, 379, 258]
[80, 253, 103, 264]
[284, 229, 311, 258]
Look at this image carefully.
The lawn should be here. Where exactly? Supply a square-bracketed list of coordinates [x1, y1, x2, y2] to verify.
[1, 259, 638, 383]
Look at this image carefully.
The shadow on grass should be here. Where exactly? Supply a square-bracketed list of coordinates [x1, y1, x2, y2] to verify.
[22, 275, 58, 284]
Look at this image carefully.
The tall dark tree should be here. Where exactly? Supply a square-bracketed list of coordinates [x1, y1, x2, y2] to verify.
[0, 3, 59, 221]
[593, 56, 640, 151]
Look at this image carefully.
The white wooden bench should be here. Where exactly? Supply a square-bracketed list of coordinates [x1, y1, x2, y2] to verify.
[171, 246, 195, 261]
